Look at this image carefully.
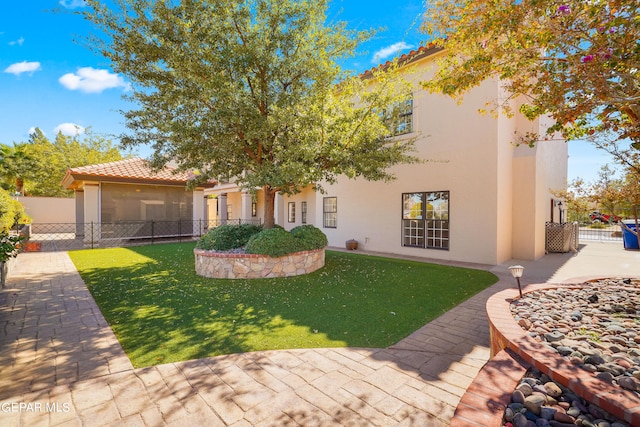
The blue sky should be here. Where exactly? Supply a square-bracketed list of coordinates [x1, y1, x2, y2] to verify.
[1, 0, 612, 183]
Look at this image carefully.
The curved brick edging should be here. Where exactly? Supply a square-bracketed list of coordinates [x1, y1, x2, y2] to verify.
[194, 248, 325, 279]
[484, 281, 640, 426]
[450, 349, 529, 427]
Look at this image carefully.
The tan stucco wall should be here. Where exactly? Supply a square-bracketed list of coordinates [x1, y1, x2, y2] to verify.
[282, 187, 316, 230]
[18, 196, 75, 224]
[301, 55, 567, 265]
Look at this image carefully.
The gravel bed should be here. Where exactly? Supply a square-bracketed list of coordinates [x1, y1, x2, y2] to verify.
[504, 369, 629, 427]
[503, 278, 640, 426]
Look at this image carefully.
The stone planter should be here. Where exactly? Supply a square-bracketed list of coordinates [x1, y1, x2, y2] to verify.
[194, 248, 325, 279]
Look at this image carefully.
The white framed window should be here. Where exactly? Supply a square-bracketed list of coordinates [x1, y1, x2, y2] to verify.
[288, 202, 296, 223]
[323, 197, 337, 228]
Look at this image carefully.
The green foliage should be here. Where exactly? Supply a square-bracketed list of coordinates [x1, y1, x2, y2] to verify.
[589, 222, 608, 229]
[68, 243, 498, 367]
[0, 188, 28, 231]
[0, 128, 125, 197]
[422, 0, 640, 146]
[196, 223, 263, 251]
[290, 225, 328, 250]
[245, 228, 305, 257]
[82, 0, 419, 227]
[0, 231, 23, 263]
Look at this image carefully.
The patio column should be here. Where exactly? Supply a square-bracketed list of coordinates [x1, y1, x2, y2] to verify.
[240, 192, 252, 224]
[83, 183, 100, 244]
[192, 188, 205, 235]
[75, 190, 84, 238]
[218, 193, 228, 225]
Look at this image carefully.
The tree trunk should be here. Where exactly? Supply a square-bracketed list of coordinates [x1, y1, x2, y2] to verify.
[15, 177, 24, 196]
[262, 186, 276, 229]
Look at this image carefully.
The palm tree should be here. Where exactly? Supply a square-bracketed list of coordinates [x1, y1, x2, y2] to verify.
[0, 143, 35, 196]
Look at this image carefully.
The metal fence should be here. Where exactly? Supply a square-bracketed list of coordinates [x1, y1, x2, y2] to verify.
[577, 224, 624, 242]
[20, 219, 262, 252]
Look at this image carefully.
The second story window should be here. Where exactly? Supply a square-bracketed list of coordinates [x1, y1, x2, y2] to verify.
[384, 95, 413, 136]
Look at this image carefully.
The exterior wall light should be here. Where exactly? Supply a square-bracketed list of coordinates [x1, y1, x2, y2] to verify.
[508, 265, 525, 298]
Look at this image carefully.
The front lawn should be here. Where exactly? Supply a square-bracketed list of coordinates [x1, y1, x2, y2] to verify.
[69, 243, 497, 368]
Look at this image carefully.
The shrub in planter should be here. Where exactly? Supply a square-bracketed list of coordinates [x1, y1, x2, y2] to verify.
[245, 228, 305, 257]
[290, 225, 328, 250]
[196, 223, 262, 251]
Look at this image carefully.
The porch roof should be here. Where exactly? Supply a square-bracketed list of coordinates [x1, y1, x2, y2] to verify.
[61, 157, 216, 190]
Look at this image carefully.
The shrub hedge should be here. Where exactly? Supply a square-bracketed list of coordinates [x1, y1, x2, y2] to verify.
[245, 228, 304, 257]
[290, 224, 328, 250]
[196, 223, 262, 251]
[197, 223, 327, 257]
[0, 188, 28, 231]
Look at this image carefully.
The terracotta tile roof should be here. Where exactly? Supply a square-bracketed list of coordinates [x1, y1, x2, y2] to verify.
[67, 158, 192, 181]
[62, 157, 216, 189]
[360, 43, 441, 78]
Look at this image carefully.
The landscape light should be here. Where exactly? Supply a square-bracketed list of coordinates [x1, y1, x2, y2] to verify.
[508, 265, 525, 298]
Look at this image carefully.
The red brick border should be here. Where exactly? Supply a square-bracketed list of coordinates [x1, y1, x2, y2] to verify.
[473, 281, 640, 426]
[450, 349, 529, 427]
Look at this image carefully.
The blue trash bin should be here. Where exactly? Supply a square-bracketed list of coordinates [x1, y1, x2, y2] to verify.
[621, 220, 640, 250]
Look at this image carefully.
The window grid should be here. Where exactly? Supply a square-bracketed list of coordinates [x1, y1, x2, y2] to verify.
[384, 96, 413, 136]
[402, 219, 424, 247]
[323, 197, 337, 228]
[301, 201, 307, 224]
[401, 191, 449, 250]
[288, 202, 296, 223]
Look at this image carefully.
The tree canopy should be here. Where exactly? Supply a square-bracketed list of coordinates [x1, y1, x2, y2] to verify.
[82, 0, 419, 227]
[422, 0, 640, 147]
[0, 128, 124, 197]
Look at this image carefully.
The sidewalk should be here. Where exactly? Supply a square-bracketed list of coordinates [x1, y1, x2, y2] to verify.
[1, 242, 639, 426]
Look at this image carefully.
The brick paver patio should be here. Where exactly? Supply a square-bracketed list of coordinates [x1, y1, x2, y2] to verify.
[3, 243, 634, 426]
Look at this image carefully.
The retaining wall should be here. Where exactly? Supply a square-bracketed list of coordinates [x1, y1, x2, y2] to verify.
[194, 248, 325, 279]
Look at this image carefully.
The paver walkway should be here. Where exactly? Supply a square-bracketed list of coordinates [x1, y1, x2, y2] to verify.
[1, 242, 638, 426]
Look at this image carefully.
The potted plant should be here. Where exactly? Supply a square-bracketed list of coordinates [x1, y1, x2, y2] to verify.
[0, 231, 23, 288]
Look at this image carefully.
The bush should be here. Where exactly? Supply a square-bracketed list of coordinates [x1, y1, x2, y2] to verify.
[290, 225, 328, 250]
[245, 228, 305, 257]
[0, 189, 28, 231]
[196, 223, 262, 251]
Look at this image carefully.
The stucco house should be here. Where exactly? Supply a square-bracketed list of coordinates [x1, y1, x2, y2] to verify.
[62, 158, 214, 242]
[206, 45, 568, 265]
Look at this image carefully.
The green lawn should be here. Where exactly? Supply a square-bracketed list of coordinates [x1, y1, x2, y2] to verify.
[69, 243, 498, 368]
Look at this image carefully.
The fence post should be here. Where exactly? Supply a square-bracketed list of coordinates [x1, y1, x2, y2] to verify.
[151, 221, 155, 244]
[178, 219, 182, 243]
[91, 222, 94, 249]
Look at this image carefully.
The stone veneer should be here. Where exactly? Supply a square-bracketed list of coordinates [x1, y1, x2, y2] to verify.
[194, 248, 325, 279]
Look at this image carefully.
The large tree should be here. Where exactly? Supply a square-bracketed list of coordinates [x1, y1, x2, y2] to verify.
[422, 0, 640, 148]
[81, 0, 418, 228]
[0, 128, 124, 197]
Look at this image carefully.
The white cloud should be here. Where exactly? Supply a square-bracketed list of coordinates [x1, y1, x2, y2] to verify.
[59, 67, 129, 93]
[372, 42, 414, 64]
[8, 37, 25, 46]
[59, 0, 86, 9]
[54, 123, 85, 136]
[4, 61, 41, 76]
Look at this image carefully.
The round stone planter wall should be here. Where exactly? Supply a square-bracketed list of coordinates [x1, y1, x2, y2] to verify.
[194, 248, 325, 279]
